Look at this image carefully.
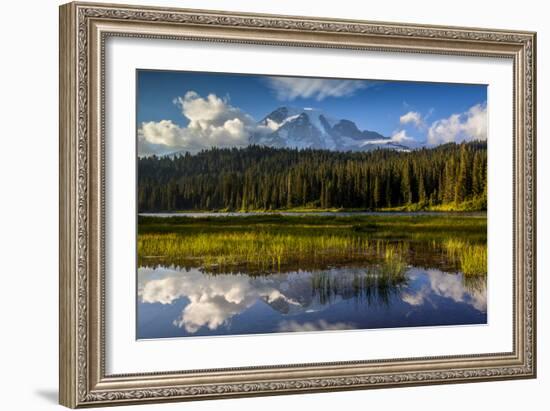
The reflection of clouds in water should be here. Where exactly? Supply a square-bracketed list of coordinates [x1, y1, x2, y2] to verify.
[402, 287, 430, 306]
[138, 265, 487, 337]
[139, 267, 300, 333]
[278, 320, 356, 333]
[401, 269, 486, 312]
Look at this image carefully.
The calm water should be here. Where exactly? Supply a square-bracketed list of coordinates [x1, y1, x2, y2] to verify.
[137, 265, 487, 339]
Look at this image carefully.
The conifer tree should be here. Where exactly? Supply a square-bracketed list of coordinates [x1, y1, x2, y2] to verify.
[137, 142, 487, 212]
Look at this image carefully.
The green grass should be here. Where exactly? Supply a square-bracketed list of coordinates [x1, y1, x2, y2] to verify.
[138, 213, 486, 236]
[380, 197, 486, 212]
[443, 239, 487, 276]
[139, 231, 396, 272]
[161, 198, 486, 214]
[138, 213, 486, 276]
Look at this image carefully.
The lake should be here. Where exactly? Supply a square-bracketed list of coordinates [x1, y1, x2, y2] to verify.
[137, 265, 486, 339]
[137, 213, 487, 339]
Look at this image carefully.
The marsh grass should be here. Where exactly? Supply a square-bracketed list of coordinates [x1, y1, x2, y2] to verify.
[311, 267, 408, 307]
[443, 239, 487, 276]
[138, 231, 375, 271]
[381, 243, 409, 278]
[138, 213, 486, 237]
[138, 214, 486, 276]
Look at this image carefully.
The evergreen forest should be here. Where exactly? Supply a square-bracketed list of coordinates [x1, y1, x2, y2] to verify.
[137, 141, 487, 212]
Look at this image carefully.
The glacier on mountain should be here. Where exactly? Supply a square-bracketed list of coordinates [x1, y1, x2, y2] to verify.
[250, 106, 411, 152]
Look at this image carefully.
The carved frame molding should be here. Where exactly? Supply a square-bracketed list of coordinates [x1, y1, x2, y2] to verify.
[59, 2, 536, 407]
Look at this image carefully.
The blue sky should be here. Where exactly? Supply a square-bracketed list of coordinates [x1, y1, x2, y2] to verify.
[137, 69, 487, 156]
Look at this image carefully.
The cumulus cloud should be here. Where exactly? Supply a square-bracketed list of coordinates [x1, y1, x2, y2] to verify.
[400, 111, 425, 129]
[390, 129, 416, 144]
[138, 91, 264, 157]
[427, 103, 487, 145]
[266, 77, 368, 101]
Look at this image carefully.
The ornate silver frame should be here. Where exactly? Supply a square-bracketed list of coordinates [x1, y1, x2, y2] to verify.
[59, 2, 536, 408]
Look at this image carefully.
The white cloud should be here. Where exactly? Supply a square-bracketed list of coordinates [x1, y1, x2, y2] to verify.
[400, 111, 425, 129]
[266, 77, 368, 101]
[174, 91, 254, 130]
[427, 103, 487, 145]
[354, 129, 416, 147]
[401, 286, 431, 306]
[138, 267, 301, 334]
[138, 91, 264, 156]
[137, 122, 182, 157]
[401, 268, 486, 312]
[390, 129, 416, 144]
[359, 129, 417, 148]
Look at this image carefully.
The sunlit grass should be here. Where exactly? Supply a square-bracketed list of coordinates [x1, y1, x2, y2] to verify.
[443, 239, 487, 276]
[381, 243, 408, 278]
[138, 213, 486, 233]
[138, 231, 375, 271]
[138, 214, 486, 276]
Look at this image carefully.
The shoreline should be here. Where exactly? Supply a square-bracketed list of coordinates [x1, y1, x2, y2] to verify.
[139, 210, 487, 217]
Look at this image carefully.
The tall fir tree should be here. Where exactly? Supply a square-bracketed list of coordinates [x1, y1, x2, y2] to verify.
[137, 142, 487, 212]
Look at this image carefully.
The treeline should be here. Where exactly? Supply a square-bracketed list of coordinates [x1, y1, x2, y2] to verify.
[138, 142, 487, 212]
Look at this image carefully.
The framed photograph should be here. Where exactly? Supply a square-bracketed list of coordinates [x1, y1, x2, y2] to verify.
[59, 2, 537, 408]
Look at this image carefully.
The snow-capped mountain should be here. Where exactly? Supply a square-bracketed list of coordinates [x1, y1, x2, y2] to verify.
[251, 106, 410, 152]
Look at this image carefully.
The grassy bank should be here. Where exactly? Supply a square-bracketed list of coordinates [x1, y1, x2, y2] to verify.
[379, 198, 486, 212]
[157, 200, 486, 214]
[138, 213, 486, 242]
[138, 213, 486, 275]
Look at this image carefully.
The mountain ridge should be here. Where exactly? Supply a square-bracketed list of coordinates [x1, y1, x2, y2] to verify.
[251, 106, 410, 152]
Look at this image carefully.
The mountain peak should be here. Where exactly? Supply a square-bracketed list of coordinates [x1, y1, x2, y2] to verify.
[333, 119, 361, 139]
[252, 106, 404, 152]
[260, 106, 292, 125]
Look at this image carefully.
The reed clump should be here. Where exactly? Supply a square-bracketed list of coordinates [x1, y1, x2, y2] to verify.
[138, 231, 373, 271]
[443, 239, 487, 276]
[381, 243, 408, 278]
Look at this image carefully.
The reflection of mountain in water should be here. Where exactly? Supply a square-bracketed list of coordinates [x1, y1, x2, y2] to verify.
[138, 265, 486, 335]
